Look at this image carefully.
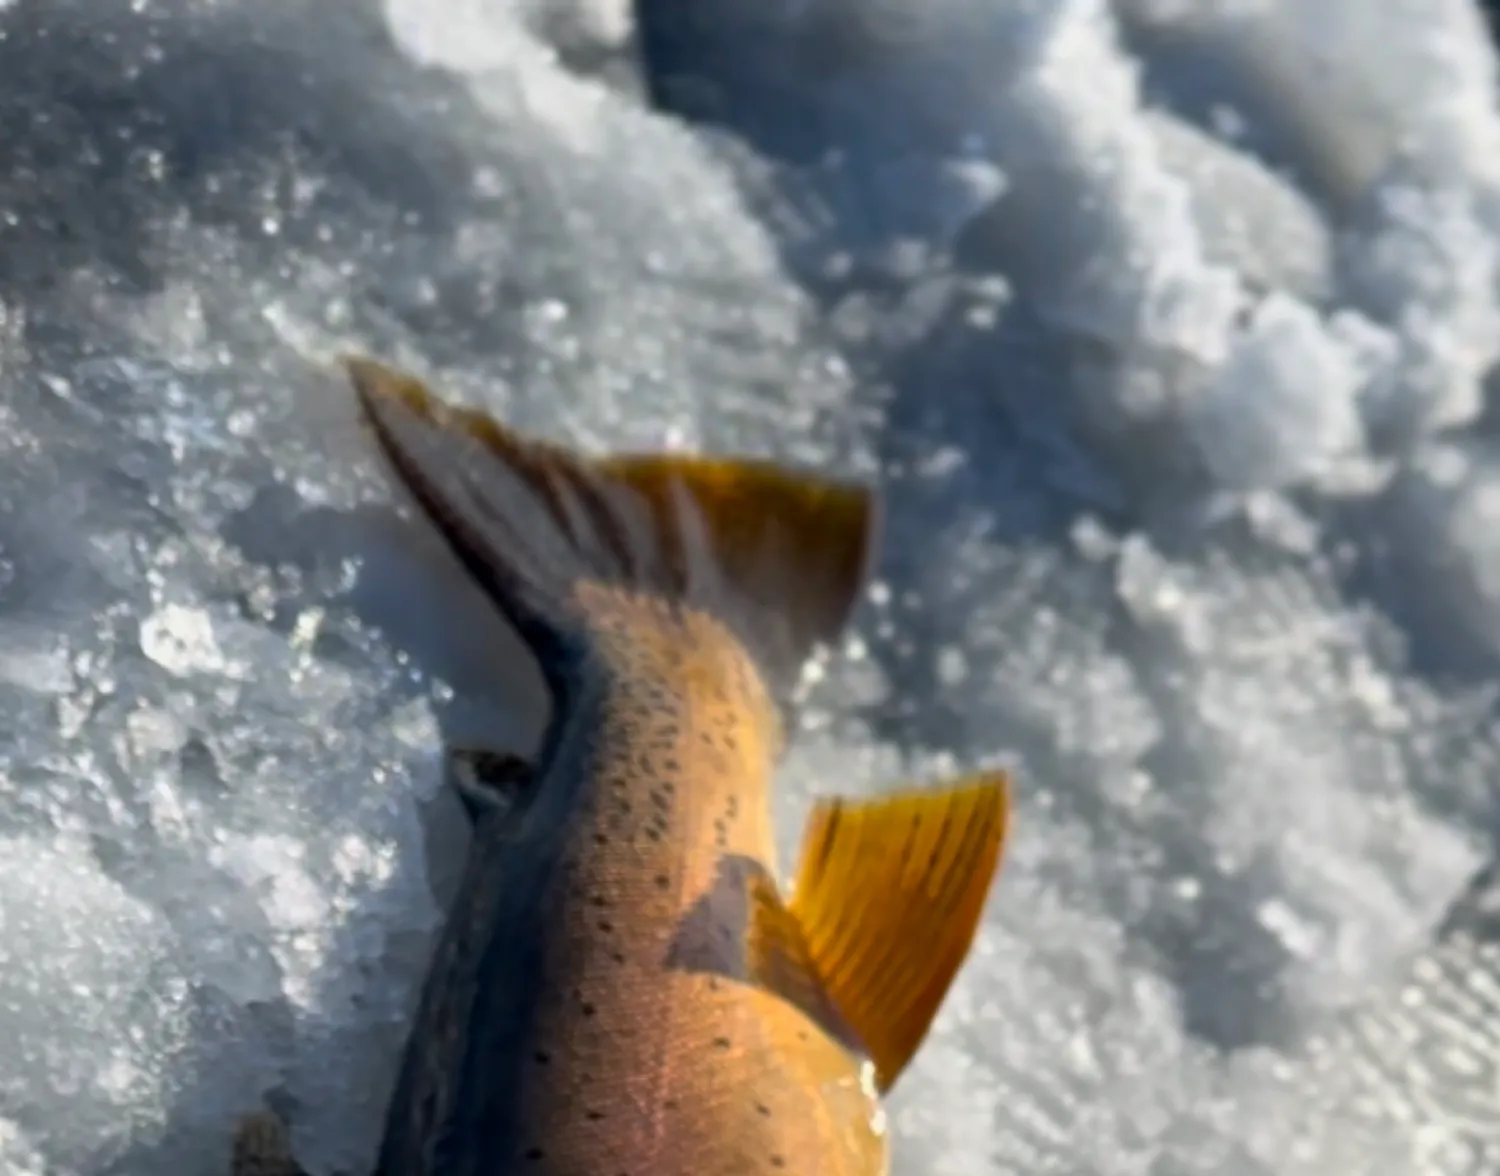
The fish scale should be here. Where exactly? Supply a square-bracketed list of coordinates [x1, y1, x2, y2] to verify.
[228, 356, 1012, 1176]
[499, 597, 864, 1173]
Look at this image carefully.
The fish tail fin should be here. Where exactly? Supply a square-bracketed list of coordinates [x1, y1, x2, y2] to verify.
[345, 356, 878, 713]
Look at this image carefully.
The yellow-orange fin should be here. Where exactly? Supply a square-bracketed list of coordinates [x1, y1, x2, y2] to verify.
[743, 868, 863, 1052]
[785, 771, 1011, 1092]
[345, 355, 878, 714]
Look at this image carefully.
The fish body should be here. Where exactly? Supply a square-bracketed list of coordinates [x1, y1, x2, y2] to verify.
[231, 358, 1011, 1176]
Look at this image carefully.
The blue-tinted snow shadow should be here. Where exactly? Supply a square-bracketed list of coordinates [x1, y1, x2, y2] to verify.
[628, 0, 1500, 1083]
[0, 0, 556, 715]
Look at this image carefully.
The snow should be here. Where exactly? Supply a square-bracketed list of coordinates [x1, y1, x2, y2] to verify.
[2, 0, 1500, 1172]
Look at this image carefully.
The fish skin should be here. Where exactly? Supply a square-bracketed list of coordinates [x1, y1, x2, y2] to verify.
[229, 355, 1008, 1176]
[380, 588, 886, 1175]
[367, 477, 888, 1173]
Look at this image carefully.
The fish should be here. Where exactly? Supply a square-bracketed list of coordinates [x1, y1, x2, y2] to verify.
[229, 356, 1012, 1175]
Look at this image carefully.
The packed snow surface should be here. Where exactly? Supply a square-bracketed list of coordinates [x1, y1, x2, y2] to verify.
[2, 0, 1500, 1172]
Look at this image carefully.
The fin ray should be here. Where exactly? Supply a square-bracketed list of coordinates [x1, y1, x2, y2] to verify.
[785, 772, 1011, 1092]
[346, 356, 878, 716]
[744, 869, 863, 1053]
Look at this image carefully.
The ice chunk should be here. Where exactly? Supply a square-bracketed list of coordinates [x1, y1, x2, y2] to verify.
[1119, 0, 1500, 454]
[0, 1119, 50, 1176]
[1186, 294, 1372, 492]
[1140, 106, 1332, 304]
[0, 624, 75, 695]
[1382, 440, 1500, 669]
[3, 0, 1500, 1173]
[0, 834, 182, 1169]
[138, 604, 234, 680]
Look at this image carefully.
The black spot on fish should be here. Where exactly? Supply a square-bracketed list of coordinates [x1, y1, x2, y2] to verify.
[756, 1101, 771, 1117]
[655, 873, 671, 890]
[533, 1050, 551, 1065]
[713, 1036, 731, 1049]
[523, 1146, 545, 1161]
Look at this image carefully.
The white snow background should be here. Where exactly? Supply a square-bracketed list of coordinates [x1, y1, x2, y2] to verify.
[1, 0, 1500, 1172]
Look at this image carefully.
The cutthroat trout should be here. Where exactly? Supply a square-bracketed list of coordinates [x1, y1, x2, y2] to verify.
[230, 357, 1011, 1176]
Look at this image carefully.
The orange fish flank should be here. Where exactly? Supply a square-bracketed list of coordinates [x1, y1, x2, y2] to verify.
[229, 356, 1012, 1176]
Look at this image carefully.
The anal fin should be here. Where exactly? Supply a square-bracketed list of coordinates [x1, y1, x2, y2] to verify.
[744, 869, 862, 1054]
[785, 772, 1011, 1093]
